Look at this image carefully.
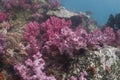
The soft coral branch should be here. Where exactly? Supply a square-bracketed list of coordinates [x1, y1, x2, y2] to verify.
[0, 10, 9, 22]
[14, 51, 56, 80]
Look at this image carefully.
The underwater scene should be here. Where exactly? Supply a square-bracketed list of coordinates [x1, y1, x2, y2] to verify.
[0, 0, 120, 80]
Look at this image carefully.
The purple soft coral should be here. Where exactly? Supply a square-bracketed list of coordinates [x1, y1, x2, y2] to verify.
[86, 27, 115, 49]
[103, 27, 116, 45]
[16, 15, 120, 80]
[4, 0, 37, 10]
[24, 21, 40, 54]
[14, 51, 56, 80]
[86, 29, 104, 49]
[40, 16, 71, 40]
[40, 16, 86, 56]
[0, 11, 8, 22]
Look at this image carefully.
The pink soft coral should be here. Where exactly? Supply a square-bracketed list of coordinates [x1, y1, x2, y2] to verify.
[40, 16, 71, 40]
[103, 27, 116, 45]
[24, 21, 39, 41]
[0, 11, 8, 22]
[14, 51, 56, 80]
[40, 17, 87, 56]
[16, 16, 120, 80]
[4, 0, 37, 10]
[86, 27, 116, 49]
[86, 29, 103, 49]
[24, 21, 40, 54]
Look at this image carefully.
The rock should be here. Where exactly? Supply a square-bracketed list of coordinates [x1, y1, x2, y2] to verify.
[93, 46, 120, 80]
[115, 50, 120, 59]
[95, 46, 119, 70]
[47, 6, 98, 32]
[47, 6, 78, 18]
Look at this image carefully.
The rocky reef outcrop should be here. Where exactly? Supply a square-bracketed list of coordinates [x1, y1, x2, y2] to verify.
[0, 0, 119, 80]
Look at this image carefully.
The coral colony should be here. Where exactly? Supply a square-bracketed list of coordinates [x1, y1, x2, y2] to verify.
[0, 0, 120, 80]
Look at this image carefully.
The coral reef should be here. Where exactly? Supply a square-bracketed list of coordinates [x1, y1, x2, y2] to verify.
[0, 0, 119, 80]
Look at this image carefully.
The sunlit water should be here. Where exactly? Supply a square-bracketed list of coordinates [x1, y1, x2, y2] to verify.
[60, 0, 120, 26]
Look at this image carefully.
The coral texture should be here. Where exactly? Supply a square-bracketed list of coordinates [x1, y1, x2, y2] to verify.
[14, 52, 56, 80]
[0, 11, 8, 22]
[0, 34, 6, 54]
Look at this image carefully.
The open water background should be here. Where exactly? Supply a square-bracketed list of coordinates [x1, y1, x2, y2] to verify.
[60, 0, 120, 26]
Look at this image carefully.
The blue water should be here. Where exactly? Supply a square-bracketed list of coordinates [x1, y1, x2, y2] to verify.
[60, 0, 120, 26]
